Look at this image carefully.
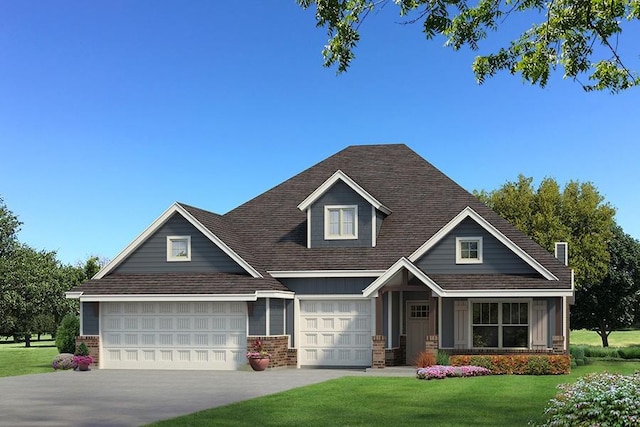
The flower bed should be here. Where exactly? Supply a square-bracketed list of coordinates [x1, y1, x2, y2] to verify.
[416, 365, 491, 380]
[52, 353, 75, 370]
[449, 354, 571, 375]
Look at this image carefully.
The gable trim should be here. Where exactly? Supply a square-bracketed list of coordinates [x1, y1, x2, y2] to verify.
[94, 203, 262, 279]
[362, 258, 446, 297]
[296, 169, 392, 215]
[66, 291, 294, 302]
[408, 206, 558, 281]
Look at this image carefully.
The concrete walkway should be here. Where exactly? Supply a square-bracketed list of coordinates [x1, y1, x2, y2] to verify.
[0, 367, 415, 427]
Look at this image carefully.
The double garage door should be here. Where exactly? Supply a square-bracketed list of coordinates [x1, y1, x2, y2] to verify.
[298, 299, 373, 367]
[101, 301, 246, 370]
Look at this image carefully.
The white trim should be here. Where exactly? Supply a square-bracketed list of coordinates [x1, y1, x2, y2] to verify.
[94, 203, 262, 279]
[363, 257, 447, 298]
[409, 206, 558, 281]
[443, 289, 574, 297]
[268, 270, 385, 278]
[255, 290, 295, 299]
[455, 236, 483, 264]
[166, 235, 191, 262]
[294, 294, 368, 300]
[371, 205, 377, 248]
[387, 292, 393, 348]
[65, 291, 83, 299]
[469, 298, 532, 349]
[437, 296, 442, 342]
[324, 205, 358, 240]
[74, 290, 295, 302]
[307, 209, 312, 249]
[297, 169, 392, 215]
[294, 296, 301, 368]
[265, 297, 270, 336]
[79, 301, 84, 336]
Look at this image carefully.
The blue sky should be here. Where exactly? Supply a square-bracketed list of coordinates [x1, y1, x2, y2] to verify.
[1, 1, 638, 265]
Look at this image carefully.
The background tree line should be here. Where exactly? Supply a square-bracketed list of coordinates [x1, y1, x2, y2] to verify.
[0, 197, 104, 347]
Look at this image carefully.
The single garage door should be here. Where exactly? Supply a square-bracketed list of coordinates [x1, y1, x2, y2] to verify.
[299, 299, 372, 367]
[101, 301, 246, 370]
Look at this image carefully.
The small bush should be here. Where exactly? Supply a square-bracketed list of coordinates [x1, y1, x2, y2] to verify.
[450, 354, 571, 375]
[538, 373, 640, 426]
[570, 345, 587, 366]
[436, 350, 450, 366]
[55, 315, 79, 354]
[51, 353, 75, 370]
[618, 346, 640, 359]
[75, 342, 89, 356]
[414, 351, 436, 367]
[582, 346, 620, 358]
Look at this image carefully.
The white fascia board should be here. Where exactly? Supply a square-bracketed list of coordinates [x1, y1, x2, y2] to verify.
[94, 203, 262, 280]
[440, 289, 575, 298]
[268, 270, 386, 278]
[362, 257, 446, 298]
[255, 290, 296, 299]
[78, 294, 260, 302]
[408, 206, 558, 281]
[295, 294, 370, 300]
[65, 291, 83, 299]
[296, 170, 392, 215]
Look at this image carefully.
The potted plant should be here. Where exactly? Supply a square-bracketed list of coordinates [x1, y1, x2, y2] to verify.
[73, 342, 93, 371]
[246, 339, 271, 371]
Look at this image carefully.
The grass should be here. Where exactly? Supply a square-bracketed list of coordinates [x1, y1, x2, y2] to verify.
[149, 361, 640, 427]
[571, 329, 640, 347]
[0, 335, 59, 377]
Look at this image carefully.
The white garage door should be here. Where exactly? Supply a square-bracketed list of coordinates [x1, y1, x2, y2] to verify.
[101, 301, 246, 370]
[299, 299, 372, 367]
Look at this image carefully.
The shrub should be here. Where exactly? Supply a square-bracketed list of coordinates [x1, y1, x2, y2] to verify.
[450, 354, 571, 375]
[618, 346, 640, 360]
[75, 342, 89, 356]
[538, 373, 640, 426]
[51, 353, 75, 370]
[570, 345, 586, 366]
[414, 351, 436, 367]
[55, 315, 79, 354]
[436, 350, 450, 366]
[582, 345, 620, 358]
[416, 365, 491, 380]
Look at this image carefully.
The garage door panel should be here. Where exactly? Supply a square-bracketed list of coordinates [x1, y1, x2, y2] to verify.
[299, 299, 372, 367]
[101, 302, 246, 370]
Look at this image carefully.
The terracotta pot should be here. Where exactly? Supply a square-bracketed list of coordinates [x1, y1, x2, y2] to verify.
[248, 358, 270, 371]
[77, 363, 90, 371]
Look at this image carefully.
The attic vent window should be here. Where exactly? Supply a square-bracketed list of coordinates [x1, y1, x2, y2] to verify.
[325, 205, 358, 240]
[167, 236, 191, 262]
[456, 237, 483, 264]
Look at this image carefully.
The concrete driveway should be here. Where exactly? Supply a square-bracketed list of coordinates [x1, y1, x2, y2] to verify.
[0, 367, 414, 426]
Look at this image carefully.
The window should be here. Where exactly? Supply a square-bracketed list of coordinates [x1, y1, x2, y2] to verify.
[324, 205, 358, 239]
[456, 237, 483, 264]
[472, 302, 529, 348]
[409, 303, 429, 319]
[167, 236, 191, 262]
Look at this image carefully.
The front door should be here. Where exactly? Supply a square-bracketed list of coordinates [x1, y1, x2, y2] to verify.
[406, 301, 430, 365]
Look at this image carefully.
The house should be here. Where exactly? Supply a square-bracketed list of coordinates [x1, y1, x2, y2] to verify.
[67, 144, 574, 370]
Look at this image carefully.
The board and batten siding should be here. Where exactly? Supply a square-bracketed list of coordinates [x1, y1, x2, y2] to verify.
[280, 277, 375, 295]
[415, 217, 540, 275]
[309, 181, 373, 248]
[113, 213, 246, 274]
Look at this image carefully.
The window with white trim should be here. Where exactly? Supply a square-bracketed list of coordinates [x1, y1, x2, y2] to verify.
[324, 205, 358, 239]
[472, 301, 529, 348]
[456, 237, 483, 264]
[167, 236, 191, 261]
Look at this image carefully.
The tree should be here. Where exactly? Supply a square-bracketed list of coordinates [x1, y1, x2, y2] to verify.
[475, 175, 616, 288]
[0, 197, 21, 258]
[296, 0, 640, 93]
[572, 225, 640, 346]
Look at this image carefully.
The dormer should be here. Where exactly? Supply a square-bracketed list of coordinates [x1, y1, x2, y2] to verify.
[297, 170, 391, 248]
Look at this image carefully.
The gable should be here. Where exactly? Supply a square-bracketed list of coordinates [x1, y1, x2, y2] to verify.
[414, 217, 541, 275]
[309, 180, 374, 248]
[112, 213, 248, 275]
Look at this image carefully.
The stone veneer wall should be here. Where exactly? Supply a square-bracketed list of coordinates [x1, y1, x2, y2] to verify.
[247, 336, 295, 368]
[75, 336, 100, 366]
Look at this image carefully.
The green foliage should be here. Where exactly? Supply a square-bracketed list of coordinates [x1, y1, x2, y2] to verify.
[55, 314, 79, 354]
[538, 372, 640, 426]
[450, 354, 571, 374]
[296, 0, 640, 92]
[570, 345, 587, 366]
[618, 346, 640, 359]
[75, 342, 89, 356]
[436, 350, 450, 366]
[0, 197, 21, 258]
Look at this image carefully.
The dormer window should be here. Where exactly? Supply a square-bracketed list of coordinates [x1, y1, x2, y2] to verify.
[167, 236, 191, 261]
[456, 237, 483, 264]
[325, 205, 358, 240]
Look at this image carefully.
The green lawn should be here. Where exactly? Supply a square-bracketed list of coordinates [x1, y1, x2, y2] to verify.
[0, 335, 58, 377]
[149, 361, 640, 427]
[571, 329, 640, 347]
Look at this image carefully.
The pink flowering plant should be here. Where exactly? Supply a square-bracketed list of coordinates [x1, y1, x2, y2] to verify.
[73, 355, 93, 366]
[246, 339, 271, 359]
[416, 365, 491, 380]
